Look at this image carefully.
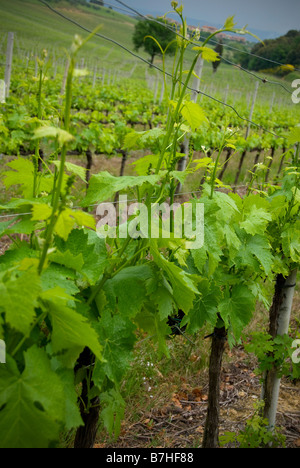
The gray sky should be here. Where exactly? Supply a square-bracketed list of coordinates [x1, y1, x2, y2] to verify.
[120, 0, 300, 37]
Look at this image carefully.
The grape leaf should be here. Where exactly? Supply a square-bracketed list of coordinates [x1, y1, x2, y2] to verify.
[240, 206, 272, 236]
[54, 229, 108, 285]
[281, 223, 300, 263]
[41, 289, 103, 368]
[3, 158, 53, 197]
[151, 244, 198, 313]
[219, 284, 256, 340]
[181, 101, 207, 131]
[0, 347, 65, 448]
[53, 208, 96, 242]
[53, 160, 87, 182]
[100, 388, 125, 439]
[183, 279, 221, 333]
[48, 249, 84, 272]
[82, 171, 163, 205]
[235, 231, 274, 276]
[192, 46, 220, 62]
[102, 265, 154, 318]
[0, 267, 41, 337]
[0, 217, 37, 238]
[33, 126, 74, 145]
[93, 310, 136, 387]
[41, 263, 79, 296]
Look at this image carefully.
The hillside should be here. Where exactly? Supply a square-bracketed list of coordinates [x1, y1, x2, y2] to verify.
[0, 0, 141, 69]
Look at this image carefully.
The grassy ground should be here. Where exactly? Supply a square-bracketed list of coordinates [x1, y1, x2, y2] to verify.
[0, 0, 146, 78]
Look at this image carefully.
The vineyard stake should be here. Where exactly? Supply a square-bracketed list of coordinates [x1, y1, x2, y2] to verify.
[261, 269, 298, 433]
[245, 81, 259, 139]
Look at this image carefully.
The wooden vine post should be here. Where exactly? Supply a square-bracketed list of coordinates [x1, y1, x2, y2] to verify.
[235, 81, 259, 186]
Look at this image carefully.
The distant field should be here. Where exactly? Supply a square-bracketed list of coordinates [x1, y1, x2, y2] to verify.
[0, 0, 148, 77]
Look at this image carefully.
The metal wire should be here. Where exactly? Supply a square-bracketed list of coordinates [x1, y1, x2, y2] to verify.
[112, 0, 300, 73]
[0, 186, 250, 219]
[37, 0, 283, 138]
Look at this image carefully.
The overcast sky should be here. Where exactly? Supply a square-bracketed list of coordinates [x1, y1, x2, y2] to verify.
[118, 0, 300, 37]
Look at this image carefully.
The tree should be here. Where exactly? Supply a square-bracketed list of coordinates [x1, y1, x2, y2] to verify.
[212, 40, 223, 73]
[133, 17, 176, 66]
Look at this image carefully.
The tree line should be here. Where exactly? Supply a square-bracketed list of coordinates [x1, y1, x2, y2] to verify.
[240, 30, 300, 75]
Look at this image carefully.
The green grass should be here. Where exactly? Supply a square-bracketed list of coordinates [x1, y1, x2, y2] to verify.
[0, 0, 148, 78]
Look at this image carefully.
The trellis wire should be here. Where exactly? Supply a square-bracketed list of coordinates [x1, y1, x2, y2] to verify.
[37, 0, 284, 138]
[0, 186, 249, 220]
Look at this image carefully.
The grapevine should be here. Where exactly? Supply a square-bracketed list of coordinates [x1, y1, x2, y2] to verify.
[0, 1, 299, 449]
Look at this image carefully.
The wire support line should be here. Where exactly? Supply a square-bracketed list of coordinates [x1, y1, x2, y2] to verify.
[220, 56, 293, 96]
[0, 186, 250, 219]
[106, 1, 295, 99]
[113, 0, 300, 73]
[37, 0, 284, 139]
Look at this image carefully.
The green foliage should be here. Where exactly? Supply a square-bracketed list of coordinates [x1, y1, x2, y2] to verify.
[133, 17, 176, 64]
[220, 401, 286, 448]
[245, 332, 300, 380]
[241, 30, 300, 73]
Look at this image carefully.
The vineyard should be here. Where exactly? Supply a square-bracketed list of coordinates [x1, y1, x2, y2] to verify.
[0, 0, 300, 451]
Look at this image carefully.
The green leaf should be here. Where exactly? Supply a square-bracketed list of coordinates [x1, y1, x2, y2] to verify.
[281, 223, 300, 263]
[3, 158, 52, 198]
[100, 388, 125, 439]
[53, 160, 87, 182]
[48, 249, 84, 272]
[181, 101, 207, 131]
[53, 208, 96, 241]
[219, 284, 256, 340]
[287, 126, 300, 145]
[31, 203, 52, 221]
[248, 235, 274, 276]
[0, 217, 36, 238]
[0, 267, 41, 337]
[41, 290, 103, 367]
[93, 310, 136, 387]
[54, 229, 108, 285]
[41, 263, 79, 296]
[183, 279, 221, 333]
[192, 46, 220, 62]
[131, 154, 160, 175]
[151, 244, 198, 313]
[33, 126, 74, 145]
[82, 171, 163, 205]
[148, 274, 175, 320]
[235, 231, 274, 276]
[223, 15, 237, 30]
[102, 265, 154, 318]
[240, 207, 272, 236]
[54, 209, 76, 241]
[0, 347, 65, 448]
[55, 368, 83, 431]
